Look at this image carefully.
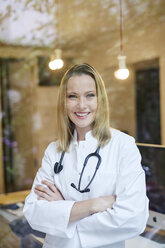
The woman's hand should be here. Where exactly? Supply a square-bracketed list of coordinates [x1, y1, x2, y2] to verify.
[69, 195, 116, 222]
[34, 180, 64, 201]
[91, 195, 116, 214]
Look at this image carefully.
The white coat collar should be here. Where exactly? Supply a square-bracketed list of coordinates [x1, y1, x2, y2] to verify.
[73, 129, 94, 144]
[68, 129, 98, 152]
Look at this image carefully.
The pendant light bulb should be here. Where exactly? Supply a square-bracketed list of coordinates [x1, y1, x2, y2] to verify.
[114, 55, 129, 80]
[49, 49, 64, 70]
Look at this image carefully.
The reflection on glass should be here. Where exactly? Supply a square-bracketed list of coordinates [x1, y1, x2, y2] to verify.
[136, 67, 160, 144]
[0, 58, 37, 193]
[138, 144, 165, 230]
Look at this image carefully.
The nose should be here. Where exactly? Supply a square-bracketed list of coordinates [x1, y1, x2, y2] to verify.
[78, 97, 86, 109]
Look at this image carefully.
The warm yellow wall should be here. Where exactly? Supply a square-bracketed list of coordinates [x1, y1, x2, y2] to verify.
[160, 56, 165, 145]
[101, 66, 136, 138]
[36, 86, 59, 166]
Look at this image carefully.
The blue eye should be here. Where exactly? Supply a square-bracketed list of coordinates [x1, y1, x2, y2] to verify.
[87, 93, 95, 98]
[68, 95, 77, 99]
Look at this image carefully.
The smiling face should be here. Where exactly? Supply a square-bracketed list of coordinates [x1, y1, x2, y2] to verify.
[66, 74, 97, 140]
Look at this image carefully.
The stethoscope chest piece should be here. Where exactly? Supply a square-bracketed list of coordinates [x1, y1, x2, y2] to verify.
[54, 162, 63, 174]
[54, 151, 65, 174]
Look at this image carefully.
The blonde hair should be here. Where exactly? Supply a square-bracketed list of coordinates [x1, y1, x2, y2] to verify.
[56, 63, 110, 151]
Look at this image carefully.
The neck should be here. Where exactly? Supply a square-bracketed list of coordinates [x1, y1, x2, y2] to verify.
[76, 127, 91, 141]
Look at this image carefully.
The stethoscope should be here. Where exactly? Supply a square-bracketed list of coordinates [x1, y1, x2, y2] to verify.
[54, 147, 102, 193]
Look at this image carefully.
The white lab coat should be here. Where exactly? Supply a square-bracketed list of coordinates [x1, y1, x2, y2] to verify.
[23, 128, 149, 248]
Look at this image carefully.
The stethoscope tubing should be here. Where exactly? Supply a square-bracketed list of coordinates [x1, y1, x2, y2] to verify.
[77, 147, 101, 192]
[54, 146, 102, 193]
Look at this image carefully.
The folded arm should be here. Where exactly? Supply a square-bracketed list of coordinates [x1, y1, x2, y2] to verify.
[35, 180, 116, 222]
[23, 143, 76, 238]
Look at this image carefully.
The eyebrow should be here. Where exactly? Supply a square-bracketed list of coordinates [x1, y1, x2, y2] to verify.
[66, 90, 96, 94]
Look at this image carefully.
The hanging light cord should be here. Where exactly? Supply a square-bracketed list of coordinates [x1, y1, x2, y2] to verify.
[114, 0, 129, 79]
[119, 0, 123, 55]
[56, 0, 60, 48]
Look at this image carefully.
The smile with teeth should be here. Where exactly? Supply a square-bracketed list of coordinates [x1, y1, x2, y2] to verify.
[75, 112, 90, 117]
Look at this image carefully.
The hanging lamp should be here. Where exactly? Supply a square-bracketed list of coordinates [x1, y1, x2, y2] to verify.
[49, 48, 63, 70]
[49, 0, 64, 70]
[114, 0, 129, 80]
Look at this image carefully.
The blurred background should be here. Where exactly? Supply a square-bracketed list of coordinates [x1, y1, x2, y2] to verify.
[0, 0, 165, 193]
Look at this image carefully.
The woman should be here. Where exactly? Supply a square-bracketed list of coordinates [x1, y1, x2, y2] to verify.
[23, 63, 149, 248]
